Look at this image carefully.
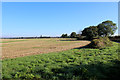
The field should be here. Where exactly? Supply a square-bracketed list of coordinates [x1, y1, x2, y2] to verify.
[2, 38, 120, 80]
[1, 38, 90, 59]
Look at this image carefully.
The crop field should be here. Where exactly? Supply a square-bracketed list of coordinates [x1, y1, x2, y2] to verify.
[2, 39, 120, 80]
[1, 38, 90, 59]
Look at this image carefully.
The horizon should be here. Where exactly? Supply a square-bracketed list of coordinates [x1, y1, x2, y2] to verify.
[2, 2, 118, 37]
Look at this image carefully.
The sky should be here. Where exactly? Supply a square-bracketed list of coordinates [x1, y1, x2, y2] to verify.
[2, 2, 118, 37]
[2, 0, 119, 2]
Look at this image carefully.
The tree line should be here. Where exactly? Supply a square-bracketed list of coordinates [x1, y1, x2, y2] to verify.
[2, 20, 117, 40]
[61, 20, 117, 40]
[61, 32, 80, 38]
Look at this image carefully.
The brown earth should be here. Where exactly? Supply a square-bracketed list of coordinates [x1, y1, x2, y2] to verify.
[1, 38, 90, 59]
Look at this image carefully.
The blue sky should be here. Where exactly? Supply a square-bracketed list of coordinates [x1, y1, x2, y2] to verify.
[2, 2, 118, 37]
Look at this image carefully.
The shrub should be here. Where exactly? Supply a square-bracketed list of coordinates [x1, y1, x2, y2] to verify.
[89, 37, 113, 49]
[77, 36, 86, 40]
[61, 34, 68, 38]
[70, 32, 77, 38]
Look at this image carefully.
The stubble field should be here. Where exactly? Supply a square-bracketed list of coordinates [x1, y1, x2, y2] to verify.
[1, 38, 90, 59]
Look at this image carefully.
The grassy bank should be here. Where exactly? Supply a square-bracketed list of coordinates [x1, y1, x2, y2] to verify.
[2, 42, 120, 80]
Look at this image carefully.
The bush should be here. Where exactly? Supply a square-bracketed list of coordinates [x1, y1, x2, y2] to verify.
[70, 32, 77, 38]
[77, 36, 86, 40]
[61, 34, 68, 38]
[89, 37, 113, 49]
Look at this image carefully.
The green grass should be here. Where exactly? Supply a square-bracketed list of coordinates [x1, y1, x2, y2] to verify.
[2, 42, 120, 80]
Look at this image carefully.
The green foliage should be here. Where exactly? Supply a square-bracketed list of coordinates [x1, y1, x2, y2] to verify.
[89, 37, 113, 49]
[2, 42, 120, 80]
[61, 34, 68, 38]
[97, 20, 117, 37]
[76, 34, 86, 40]
[70, 32, 77, 38]
[82, 26, 98, 40]
[81, 20, 117, 40]
[76, 34, 81, 38]
[77, 35, 86, 40]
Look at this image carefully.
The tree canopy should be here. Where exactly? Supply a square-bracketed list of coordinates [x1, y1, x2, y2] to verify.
[61, 34, 68, 38]
[97, 20, 117, 37]
[82, 20, 117, 40]
[70, 32, 77, 38]
[82, 26, 98, 39]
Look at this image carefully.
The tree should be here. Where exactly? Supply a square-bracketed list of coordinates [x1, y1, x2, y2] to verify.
[82, 26, 98, 40]
[61, 34, 68, 38]
[70, 32, 77, 38]
[76, 34, 81, 38]
[81, 20, 117, 40]
[76, 34, 85, 40]
[97, 20, 117, 37]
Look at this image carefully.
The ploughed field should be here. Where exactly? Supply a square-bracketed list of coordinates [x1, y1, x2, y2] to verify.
[1, 38, 90, 59]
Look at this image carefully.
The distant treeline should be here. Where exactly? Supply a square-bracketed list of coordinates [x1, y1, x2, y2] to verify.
[1, 36, 60, 39]
[2, 35, 119, 41]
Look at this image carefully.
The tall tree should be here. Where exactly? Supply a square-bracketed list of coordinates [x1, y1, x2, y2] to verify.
[82, 26, 98, 39]
[81, 20, 117, 40]
[97, 20, 117, 37]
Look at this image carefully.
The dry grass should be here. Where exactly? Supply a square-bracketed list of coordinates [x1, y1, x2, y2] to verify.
[1, 38, 90, 59]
